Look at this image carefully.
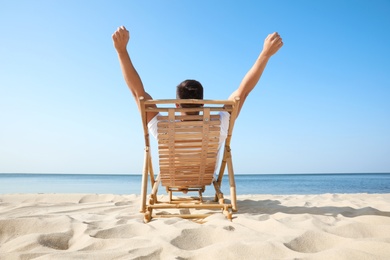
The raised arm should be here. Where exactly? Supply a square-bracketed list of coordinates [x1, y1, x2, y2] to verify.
[112, 26, 157, 122]
[229, 32, 283, 117]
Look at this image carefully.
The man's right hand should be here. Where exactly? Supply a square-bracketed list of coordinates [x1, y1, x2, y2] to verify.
[112, 26, 130, 53]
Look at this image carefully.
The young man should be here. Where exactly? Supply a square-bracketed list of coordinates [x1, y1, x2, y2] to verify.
[112, 26, 283, 137]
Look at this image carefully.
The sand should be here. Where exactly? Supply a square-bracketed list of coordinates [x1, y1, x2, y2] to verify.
[1, 193, 390, 260]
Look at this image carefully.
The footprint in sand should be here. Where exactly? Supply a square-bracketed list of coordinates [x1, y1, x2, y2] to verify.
[89, 223, 153, 239]
[171, 227, 234, 250]
[37, 231, 73, 250]
[171, 228, 213, 250]
[284, 230, 348, 253]
[114, 201, 132, 206]
[128, 246, 162, 259]
[327, 222, 388, 239]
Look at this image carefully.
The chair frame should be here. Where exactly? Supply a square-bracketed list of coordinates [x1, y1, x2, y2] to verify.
[139, 97, 240, 222]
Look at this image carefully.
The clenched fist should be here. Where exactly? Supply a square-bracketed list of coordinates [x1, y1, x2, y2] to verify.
[112, 26, 130, 52]
[262, 32, 283, 57]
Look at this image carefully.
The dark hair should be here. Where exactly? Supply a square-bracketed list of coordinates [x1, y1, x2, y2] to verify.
[176, 79, 203, 100]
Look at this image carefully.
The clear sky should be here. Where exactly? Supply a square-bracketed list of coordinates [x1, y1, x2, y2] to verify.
[1, 1, 389, 174]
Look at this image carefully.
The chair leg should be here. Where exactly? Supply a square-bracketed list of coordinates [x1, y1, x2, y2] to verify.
[213, 181, 225, 204]
[144, 207, 152, 223]
[223, 205, 233, 221]
[227, 157, 237, 212]
[169, 190, 173, 203]
[149, 176, 161, 205]
[198, 190, 203, 202]
[216, 152, 228, 187]
[148, 154, 155, 189]
[140, 147, 149, 213]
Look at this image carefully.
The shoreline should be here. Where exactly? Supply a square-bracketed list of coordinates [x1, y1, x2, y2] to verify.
[1, 172, 389, 175]
[1, 193, 390, 259]
[1, 173, 389, 196]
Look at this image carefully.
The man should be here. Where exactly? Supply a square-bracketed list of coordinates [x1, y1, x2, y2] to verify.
[112, 25, 283, 139]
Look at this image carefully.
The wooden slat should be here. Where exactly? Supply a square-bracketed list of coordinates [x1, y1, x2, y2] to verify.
[160, 169, 215, 174]
[160, 174, 214, 179]
[157, 114, 221, 121]
[167, 109, 175, 182]
[158, 136, 219, 141]
[159, 161, 217, 166]
[159, 163, 211, 167]
[158, 127, 220, 133]
[159, 149, 217, 154]
[159, 153, 217, 159]
[157, 120, 221, 127]
[160, 176, 213, 180]
[169, 149, 218, 153]
[160, 170, 213, 173]
[160, 175, 215, 179]
[160, 167, 216, 171]
[160, 171, 215, 175]
[159, 165, 215, 169]
[147, 107, 232, 113]
[160, 170, 215, 174]
[161, 178, 213, 182]
[158, 142, 219, 147]
[157, 132, 220, 140]
[159, 153, 218, 158]
[160, 158, 210, 163]
[144, 99, 235, 105]
[158, 144, 219, 149]
[161, 172, 213, 178]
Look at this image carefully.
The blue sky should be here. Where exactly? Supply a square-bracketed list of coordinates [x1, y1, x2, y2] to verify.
[1, 1, 389, 174]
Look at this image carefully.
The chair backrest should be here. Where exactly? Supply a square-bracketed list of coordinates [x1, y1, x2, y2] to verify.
[140, 98, 239, 188]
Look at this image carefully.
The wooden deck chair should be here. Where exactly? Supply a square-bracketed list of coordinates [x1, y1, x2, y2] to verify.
[139, 97, 240, 222]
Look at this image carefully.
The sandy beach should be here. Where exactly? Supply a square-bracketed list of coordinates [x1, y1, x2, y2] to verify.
[1, 193, 390, 259]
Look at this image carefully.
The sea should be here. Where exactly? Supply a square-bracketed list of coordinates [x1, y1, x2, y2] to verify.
[0, 173, 389, 195]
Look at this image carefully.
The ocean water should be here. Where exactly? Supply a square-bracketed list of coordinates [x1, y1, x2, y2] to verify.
[0, 173, 389, 195]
